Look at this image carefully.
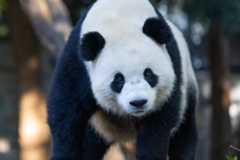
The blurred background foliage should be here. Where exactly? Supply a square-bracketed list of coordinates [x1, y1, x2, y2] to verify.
[183, 0, 240, 35]
[0, 0, 8, 39]
[0, 0, 7, 11]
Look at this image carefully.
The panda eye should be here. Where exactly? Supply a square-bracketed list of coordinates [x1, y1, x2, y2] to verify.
[111, 72, 125, 93]
[144, 68, 158, 87]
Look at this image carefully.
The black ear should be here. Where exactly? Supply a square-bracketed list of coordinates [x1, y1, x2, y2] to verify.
[80, 32, 105, 61]
[143, 17, 172, 45]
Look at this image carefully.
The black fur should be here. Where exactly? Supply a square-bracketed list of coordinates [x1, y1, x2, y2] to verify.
[169, 87, 198, 160]
[80, 32, 105, 61]
[81, 126, 111, 160]
[143, 17, 172, 44]
[47, 32, 96, 159]
[48, 1, 197, 160]
[47, 5, 99, 159]
[111, 72, 125, 93]
[143, 68, 159, 88]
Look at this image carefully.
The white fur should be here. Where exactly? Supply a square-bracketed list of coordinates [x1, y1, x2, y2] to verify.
[82, 0, 176, 116]
[80, 0, 197, 142]
[80, 0, 198, 143]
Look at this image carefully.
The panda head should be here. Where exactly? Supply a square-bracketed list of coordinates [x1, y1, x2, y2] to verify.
[80, 17, 176, 117]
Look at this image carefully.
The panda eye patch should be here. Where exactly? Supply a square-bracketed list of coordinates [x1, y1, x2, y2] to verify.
[144, 68, 158, 87]
[111, 73, 125, 93]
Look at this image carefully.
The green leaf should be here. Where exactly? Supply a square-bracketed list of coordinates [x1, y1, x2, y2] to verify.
[0, 0, 7, 12]
[226, 154, 238, 160]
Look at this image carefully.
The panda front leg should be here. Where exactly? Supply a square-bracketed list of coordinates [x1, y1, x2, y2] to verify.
[135, 94, 181, 160]
[136, 112, 173, 160]
[47, 22, 98, 160]
[48, 57, 97, 160]
[81, 126, 111, 160]
[168, 115, 197, 160]
[48, 105, 95, 160]
[168, 91, 198, 160]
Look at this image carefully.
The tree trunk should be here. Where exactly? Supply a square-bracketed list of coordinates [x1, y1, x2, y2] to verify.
[20, 0, 72, 57]
[7, 1, 50, 160]
[208, 20, 232, 160]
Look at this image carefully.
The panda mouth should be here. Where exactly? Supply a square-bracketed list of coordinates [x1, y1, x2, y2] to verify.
[126, 107, 147, 116]
[134, 110, 144, 114]
[130, 110, 146, 116]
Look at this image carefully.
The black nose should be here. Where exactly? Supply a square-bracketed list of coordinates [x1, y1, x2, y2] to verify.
[130, 99, 147, 108]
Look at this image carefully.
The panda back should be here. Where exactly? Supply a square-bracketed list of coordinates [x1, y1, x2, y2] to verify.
[167, 20, 198, 120]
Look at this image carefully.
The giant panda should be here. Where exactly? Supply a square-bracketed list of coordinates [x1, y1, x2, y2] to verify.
[47, 0, 199, 160]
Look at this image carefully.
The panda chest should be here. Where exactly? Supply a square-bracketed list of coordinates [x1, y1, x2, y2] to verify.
[90, 111, 137, 143]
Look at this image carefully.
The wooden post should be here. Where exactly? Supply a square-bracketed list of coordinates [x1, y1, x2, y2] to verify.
[208, 20, 232, 160]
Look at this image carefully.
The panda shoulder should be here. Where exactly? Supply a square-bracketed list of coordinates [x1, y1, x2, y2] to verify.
[166, 20, 197, 87]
